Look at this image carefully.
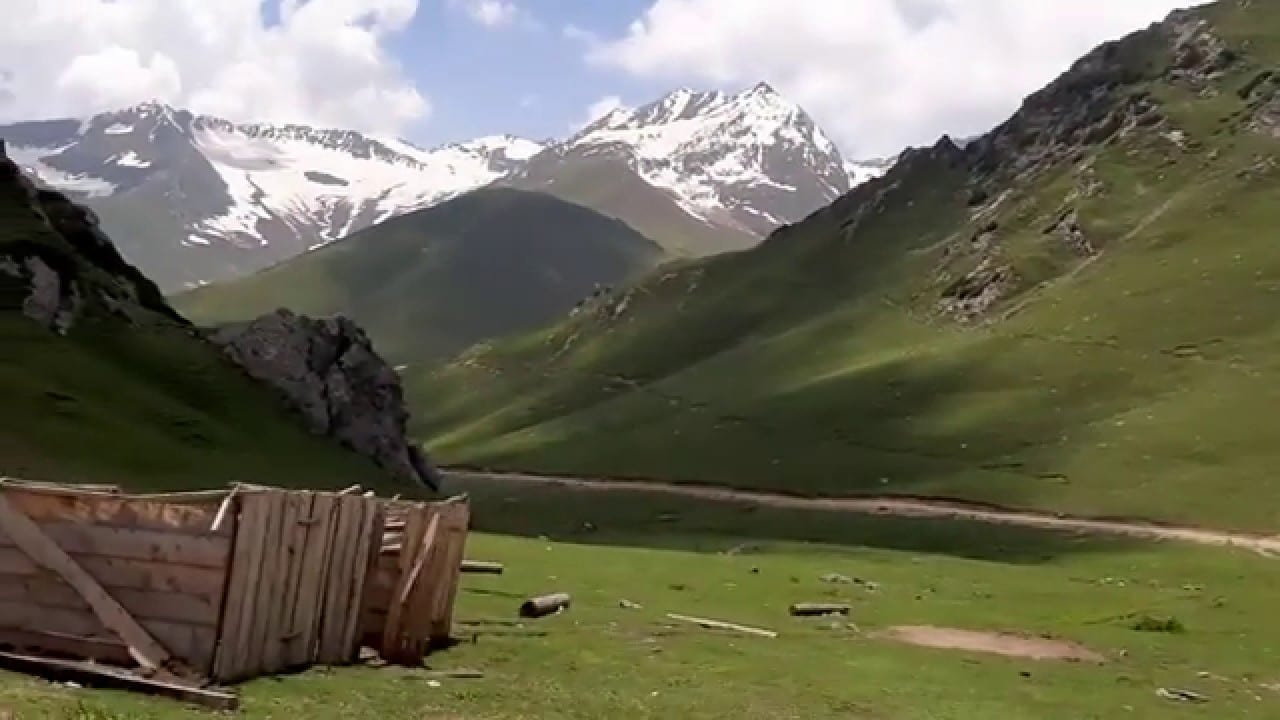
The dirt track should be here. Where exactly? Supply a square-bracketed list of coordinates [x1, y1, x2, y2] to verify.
[446, 470, 1280, 555]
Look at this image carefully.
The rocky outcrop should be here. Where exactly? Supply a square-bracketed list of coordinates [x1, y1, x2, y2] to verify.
[209, 309, 440, 489]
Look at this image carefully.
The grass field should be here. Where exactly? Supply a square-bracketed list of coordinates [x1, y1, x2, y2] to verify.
[3, 478, 1276, 719]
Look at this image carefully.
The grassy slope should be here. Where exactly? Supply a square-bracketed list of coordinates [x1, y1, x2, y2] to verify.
[176, 188, 663, 365]
[410, 2, 1280, 530]
[8, 479, 1278, 719]
[506, 151, 759, 257]
[0, 160, 401, 494]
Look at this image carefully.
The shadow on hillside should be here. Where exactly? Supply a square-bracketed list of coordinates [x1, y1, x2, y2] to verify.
[449, 326, 1147, 521]
[452, 475, 1135, 565]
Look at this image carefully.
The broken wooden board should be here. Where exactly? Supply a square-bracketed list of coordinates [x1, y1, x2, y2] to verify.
[0, 650, 238, 711]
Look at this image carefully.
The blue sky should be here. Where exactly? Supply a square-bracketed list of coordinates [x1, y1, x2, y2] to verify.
[3, 0, 1192, 158]
[390, 0, 666, 147]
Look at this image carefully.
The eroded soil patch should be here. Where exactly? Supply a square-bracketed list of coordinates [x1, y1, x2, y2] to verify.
[879, 625, 1106, 663]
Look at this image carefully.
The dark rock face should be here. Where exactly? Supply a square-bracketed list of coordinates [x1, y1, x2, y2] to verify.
[0, 138, 184, 331]
[209, 309, 440, 489]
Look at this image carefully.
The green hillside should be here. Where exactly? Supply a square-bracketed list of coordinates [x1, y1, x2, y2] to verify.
[176, 188, 663, 365]
[0, 149, 399, 493]
[410, 1, 1280, 531]
[506, 150, 758, 256]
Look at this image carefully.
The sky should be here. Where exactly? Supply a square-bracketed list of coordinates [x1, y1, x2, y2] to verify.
[0, 0, 1195, 159]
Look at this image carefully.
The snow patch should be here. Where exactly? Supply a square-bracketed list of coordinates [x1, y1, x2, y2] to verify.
[114, 151, 150, 168]
[103, 123, 133, 135]
[8, 144, 116, 197]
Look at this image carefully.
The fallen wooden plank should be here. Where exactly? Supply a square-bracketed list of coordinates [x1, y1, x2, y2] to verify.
[423, 669, 484, 679]
[665, 613, 777, 638]
[0, 650, 238, 711]
[0, 493, 172, 670]
[789, 603, 851, 617]
[519, 593, 570, 619]
[461, 561, 504, 575]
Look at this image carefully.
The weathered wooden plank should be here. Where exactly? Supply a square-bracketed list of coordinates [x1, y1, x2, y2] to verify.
[1, 480, 121, 494]
[215, 492, 269, 682]
[0, 650, 239, 712]
[377, 505, 425, 660]
[394, 513, 442, 663]
[0, 573, 220, 626]
[0, 493, 171, 670]
[431, 502, 471, 641]
[0, 547, 227, 596]
[1, 487, 226, 535]
[245, 491, 287, 677]
[0, 520, 230, 568]
[0, 627, 131, 665]
[0, 602, 215, 667]
[316, 496, 361, 664]
[341, 499, 383, 657]
[262, 493, 302, 674]
[290, 493, 334, 667]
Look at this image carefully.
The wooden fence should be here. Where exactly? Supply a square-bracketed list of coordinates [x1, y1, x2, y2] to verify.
[0, 479, 469, 687]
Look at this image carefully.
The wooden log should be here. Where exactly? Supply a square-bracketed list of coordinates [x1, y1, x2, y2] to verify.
[0, 493, 172, 670]
[460, 561, 503, 575]
[665, 613, 777, 638]
[0, 650, 238, 711]
[518, 593, 570, 619]
[789, 603, 851, 617]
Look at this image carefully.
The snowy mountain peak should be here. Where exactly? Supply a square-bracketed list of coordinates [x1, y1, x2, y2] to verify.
[567, 83, 854, 234]
[2, 84, 881, 289]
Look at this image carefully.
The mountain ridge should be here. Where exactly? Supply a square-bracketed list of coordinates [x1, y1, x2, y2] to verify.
[3, 85, 884, 290]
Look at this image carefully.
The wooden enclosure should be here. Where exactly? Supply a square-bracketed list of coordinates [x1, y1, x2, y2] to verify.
[0, 479, 469, 688]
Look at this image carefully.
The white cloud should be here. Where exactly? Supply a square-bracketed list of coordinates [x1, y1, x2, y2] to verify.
[0, 0, 428, 134]
[571, 95, 627, 132]
[451, 0, 520, 28]
[589, 0, 1192, 157]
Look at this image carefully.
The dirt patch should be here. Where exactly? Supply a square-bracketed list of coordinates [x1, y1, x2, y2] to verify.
[879, 625, 1106, 663]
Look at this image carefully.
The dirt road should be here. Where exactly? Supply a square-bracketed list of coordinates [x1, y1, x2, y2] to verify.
[446, 469, 1280, 555]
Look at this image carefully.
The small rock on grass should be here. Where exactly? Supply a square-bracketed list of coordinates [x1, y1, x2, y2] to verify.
[619, 599, 643, 610]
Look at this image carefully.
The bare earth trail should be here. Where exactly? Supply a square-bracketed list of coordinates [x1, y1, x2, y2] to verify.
[445, 469, 1280, 556]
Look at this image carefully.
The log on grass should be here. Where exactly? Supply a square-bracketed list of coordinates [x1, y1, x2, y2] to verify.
[461, 560, 504, 575]
[518, 593, 570, 618]
[789, 603, 851, 617]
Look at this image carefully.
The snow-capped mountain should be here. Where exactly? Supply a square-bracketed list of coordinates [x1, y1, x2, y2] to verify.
[1, 102, 543, 289]
[531, 83, 859, 236]
[2, 86, 884, 290]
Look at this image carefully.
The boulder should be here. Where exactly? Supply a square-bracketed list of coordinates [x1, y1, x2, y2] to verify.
[210, 309, 441, 489]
